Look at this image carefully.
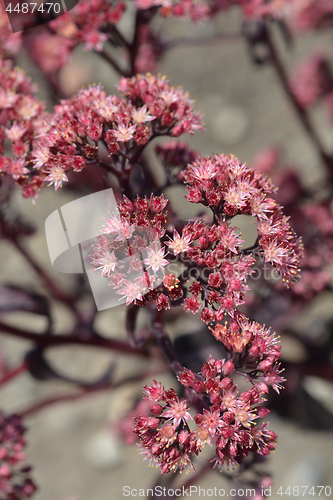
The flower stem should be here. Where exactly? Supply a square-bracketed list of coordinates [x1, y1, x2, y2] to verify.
[0, 360, 30, 388]
[152, 310, 183, 375]
[11, 238, 86, 324]
[0, 320, 149, 357]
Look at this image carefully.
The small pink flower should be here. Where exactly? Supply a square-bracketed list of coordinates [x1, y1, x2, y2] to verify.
[44, 166, 68, 190]
[31, 147, 50, 169]
[4, 122, 27, 142]
[196, 408, 224, 437]
[83, 31, 108, 52]
[165, 229, 191, 255]
[143, 379, 165, 401]
[10, 158, 30, 180]
[101, 216, 135, 241]
[93, 251, 118, 277]
[161, 399, 192, 427]
[143, 244, 168, 273]
[132, 104, 156, 124]
[183, 295, 201, 314]
[111, 123, 136, 142]
[116, 280, 144, 306]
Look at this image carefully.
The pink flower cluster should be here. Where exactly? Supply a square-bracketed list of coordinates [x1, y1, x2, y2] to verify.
[91, 152, 303, 322]
[134, 348, 279, 473]
[0, 3, 22, 59]
[0, 0, 124, 74]
[128, 153, 303, 473]
[49, 0, 125, 53]
[91, 194, 170, 306]
[182, 154, 303, 288]
[117, 73, 203, 137]
[0, 60, 48, 199]
[252, 148, 333, 300]
[0, 72, 203, 200]
[0, 412, 36, 499]
[21, 28, 73, 76]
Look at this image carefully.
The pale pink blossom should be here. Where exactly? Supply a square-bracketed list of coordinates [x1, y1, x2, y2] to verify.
[143, 245, 168, 273]
[31, 147, 50, 169]
[165, 229, 191, 255]
[44, 166, 68, 190]
[111, 123, 137, 142]
[101, 215, 135, 241]
[93, 251, 118, 277]
[4, 123, 27, 142]
[161, 399, 192, 427]
[132, 104, 156, 124]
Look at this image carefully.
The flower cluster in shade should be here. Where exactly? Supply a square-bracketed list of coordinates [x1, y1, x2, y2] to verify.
[0, 412, 36, 500]
[0, 69, 203, 200]
[134, 331, 281, 474]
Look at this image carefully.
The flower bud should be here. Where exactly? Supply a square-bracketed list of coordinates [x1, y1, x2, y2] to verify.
[220, 377, 233, 390]
[256, 407, 270, 418]
[150, 404, 163, 416]
[222, 360, 235, 376]
[194, 380, 205, 394]
[178, 430, 189, 445]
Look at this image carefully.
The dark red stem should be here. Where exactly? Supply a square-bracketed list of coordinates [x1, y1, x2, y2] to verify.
[12, 238, 86, 324]
[0, 321, 149, 357]
[19, 368, 168, 419]
[0, 360, 30, 387]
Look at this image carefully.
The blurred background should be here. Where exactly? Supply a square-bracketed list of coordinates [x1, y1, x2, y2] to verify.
[1, 3, 333, 500]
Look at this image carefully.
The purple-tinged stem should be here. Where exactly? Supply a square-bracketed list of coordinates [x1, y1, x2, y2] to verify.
[11, 238, 86, 324]
[152, 310, 183, 375]
[0, 360, 30, 388]
[0, 321, 149, 357]
[19, 368, 168, 419]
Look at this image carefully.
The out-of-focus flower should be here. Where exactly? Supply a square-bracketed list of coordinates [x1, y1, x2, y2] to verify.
[290, 52, 333, 109]
[0, 412, 37, 499]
